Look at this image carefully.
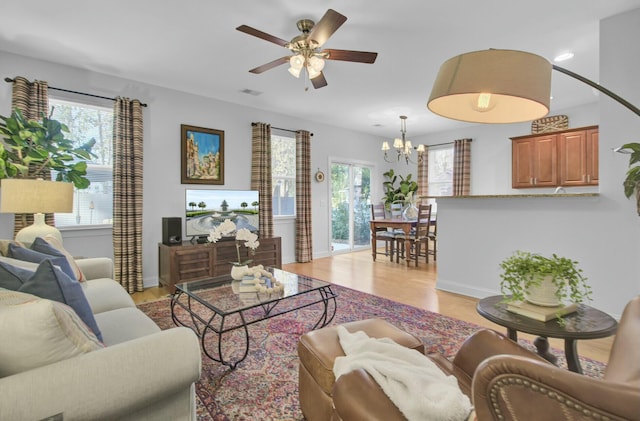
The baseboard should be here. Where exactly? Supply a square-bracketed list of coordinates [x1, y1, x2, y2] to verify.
[436, 278, 499, 299]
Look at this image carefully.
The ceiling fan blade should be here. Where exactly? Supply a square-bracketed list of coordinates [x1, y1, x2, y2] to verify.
[311, 72, 328, 89]
[249, 56, 291, 74]
[236, 25, 289, 47]
[307, 9, 347, 47]
[323, 49, 378, 64]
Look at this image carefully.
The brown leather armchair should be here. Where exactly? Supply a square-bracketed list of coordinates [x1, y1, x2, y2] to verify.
[333, 296, 640, 421]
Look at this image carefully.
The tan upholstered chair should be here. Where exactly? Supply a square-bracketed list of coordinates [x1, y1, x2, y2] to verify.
[331, 297, 640, 421]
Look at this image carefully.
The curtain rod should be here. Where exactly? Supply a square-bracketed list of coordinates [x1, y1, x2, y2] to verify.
[252, 122, 313, 136]
[427, 138, 473, 148]
[4, 77, 148, 107]
[428, 141, 454, 148]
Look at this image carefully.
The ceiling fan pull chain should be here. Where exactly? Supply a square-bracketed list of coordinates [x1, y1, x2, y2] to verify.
[305, 69, 310, 92]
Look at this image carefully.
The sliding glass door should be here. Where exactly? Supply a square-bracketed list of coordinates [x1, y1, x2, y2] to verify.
[330, 160, 373, 254]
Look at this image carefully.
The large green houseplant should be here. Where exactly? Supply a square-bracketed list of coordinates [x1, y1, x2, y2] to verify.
[0, 108, 95, 188]
[382, 169, 418, 210]
[620, 142, 640, 215]
[499, 251, 592, 308]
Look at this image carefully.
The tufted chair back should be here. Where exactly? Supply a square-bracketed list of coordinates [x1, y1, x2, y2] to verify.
[473, 296, 640, 421]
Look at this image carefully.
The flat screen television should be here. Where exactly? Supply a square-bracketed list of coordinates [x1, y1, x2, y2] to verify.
[185, 189, 259, 239]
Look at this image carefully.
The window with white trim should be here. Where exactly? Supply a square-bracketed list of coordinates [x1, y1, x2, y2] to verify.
[428, 145, 454, 196]
[271, 134, 296, 217]
[50, 98, 114, 226]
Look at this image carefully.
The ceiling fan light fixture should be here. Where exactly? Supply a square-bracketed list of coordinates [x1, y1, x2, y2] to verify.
[237, 9, 377, 89]
[290, 54, 305, 69]
[288, 66, 302, 78]
[308, 66, 322, 79]
[308, 56, 325, 72]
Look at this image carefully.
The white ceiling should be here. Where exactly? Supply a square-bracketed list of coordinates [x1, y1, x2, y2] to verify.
[1, 1, 639, 139]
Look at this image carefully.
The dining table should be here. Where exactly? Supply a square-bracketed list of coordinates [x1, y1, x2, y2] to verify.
[369, 218, 416, 265]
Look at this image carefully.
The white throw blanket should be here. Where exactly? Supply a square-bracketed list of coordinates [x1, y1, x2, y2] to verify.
[333, 326, 473, 421]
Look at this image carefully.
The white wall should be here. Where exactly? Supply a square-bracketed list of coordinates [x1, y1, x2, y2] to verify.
[0, 51, 390, 287]
[416, 8, 640, 318]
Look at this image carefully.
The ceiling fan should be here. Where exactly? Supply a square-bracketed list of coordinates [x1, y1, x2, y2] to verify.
[236, 9, 378, 89]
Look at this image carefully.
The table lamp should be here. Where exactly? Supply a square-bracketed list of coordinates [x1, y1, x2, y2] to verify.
[0, 178, 73, 244]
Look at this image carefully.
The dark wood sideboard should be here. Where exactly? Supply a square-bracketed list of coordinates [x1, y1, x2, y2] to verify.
[158, 236, 282, 292]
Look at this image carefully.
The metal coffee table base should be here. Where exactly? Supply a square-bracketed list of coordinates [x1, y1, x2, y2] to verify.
[171, 286, 337, 369]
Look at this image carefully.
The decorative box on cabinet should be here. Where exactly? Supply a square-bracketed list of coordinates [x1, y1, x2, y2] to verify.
[511, 125, 598, 188]
[158, 236, 282, 292]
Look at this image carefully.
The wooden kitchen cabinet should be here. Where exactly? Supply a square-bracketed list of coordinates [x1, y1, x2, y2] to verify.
[511, 126, 598, 188]
[511, 134, 557, 188]
[558, 127, 599, 186]
[158, 236, 282, 292]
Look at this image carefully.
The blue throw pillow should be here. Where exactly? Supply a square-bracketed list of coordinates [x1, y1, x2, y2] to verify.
[0, 260, 35, 290]
[8, 241, 76, 281]
[0, 259, 103, 342]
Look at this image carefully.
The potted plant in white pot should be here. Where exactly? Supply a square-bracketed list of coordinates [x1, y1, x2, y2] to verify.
[381, 169, 418, 213]
[499, 251, 592, 309]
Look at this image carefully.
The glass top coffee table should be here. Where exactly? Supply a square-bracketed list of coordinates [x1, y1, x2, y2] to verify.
[171, 267, 337, 369]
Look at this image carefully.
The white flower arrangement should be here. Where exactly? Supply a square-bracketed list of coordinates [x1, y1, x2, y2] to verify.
[208, 219, 260, 266]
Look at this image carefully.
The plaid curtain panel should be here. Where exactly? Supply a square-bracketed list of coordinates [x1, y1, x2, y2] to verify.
[250, 123, 273, 238]
[113, 97, 144, 293]
[453, 138, 472, 196]
[295, 130, 312, 262]
[10, 76, 54, 235]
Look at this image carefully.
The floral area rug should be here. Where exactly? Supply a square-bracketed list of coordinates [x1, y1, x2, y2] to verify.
[138, 283, 606, 421]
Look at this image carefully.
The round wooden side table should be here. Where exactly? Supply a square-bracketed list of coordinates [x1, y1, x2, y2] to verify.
[477, 295, 617, 374]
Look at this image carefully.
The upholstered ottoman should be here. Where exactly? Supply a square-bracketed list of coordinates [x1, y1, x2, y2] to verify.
[297, 318, 424, 421]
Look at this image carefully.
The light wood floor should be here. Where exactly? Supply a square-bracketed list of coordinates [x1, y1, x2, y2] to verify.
[132, 249, 613, 364]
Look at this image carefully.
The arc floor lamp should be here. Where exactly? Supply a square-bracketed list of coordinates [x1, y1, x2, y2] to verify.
[427, 49, 640, 124]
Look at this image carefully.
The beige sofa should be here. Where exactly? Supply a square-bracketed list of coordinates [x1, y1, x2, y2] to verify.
[0, 251, 202, 420]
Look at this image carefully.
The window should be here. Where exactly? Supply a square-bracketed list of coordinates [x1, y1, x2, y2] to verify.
[271, 134, 296, 217]
[428, 145, 454, 196]
[50, 98, 114, 226]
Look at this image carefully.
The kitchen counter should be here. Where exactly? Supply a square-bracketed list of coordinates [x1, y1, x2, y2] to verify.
[422, 193, 599, 199]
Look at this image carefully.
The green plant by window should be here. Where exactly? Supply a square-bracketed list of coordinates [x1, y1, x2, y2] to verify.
[382, 169, 418, 209]
[0, 108, 95, 189]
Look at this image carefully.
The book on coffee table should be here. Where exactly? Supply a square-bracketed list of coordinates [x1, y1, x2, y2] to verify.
[506, 301, 578, 322]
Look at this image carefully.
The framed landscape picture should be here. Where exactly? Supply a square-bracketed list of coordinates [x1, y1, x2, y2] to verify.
[181, 124, 225, 185]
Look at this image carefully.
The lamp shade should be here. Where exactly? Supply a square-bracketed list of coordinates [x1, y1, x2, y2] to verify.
[0, 179, 74, 213]
[427, 49, 552, 123]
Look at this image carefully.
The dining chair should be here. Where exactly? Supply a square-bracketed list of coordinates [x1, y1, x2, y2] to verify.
[394, 203, 432, 266]
[427, 211, 437, 262]
[370, 203, 395, 261]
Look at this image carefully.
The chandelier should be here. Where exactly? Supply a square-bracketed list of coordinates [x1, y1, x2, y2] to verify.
[382, 116, 425, 164]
